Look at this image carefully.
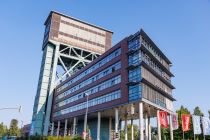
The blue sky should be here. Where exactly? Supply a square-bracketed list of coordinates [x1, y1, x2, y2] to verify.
[0, 0, 210, 127]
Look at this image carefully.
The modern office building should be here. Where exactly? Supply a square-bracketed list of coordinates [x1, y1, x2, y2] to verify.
[50, 29, 175, 140]
[31, 11, 113, 135]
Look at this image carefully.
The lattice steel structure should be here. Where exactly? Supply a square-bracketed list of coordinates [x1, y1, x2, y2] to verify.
[31, 11, 113, 135]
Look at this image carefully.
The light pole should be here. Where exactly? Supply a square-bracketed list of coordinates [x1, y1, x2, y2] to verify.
[84, 93, 89, 140]
[0, 106, 22, 112]
[0, 106, 22, 137]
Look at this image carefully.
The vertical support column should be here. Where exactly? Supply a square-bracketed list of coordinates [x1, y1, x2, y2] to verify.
[73, 117, 76, 136]
[109, 117, 112, 140]
[97, 112, 101, 140]
[84, 114, 87, 137]
[139, 102, 144, 140]
[51, 122, 54, 136]
[169, 114, 174, 140]
[157, 110, 161, 140]
[57, 121, 60, 137]
[43, 43, 60, 135]
[131, 119, 134, 140]
[145, 113, 149, 140]
[68, 127, 71, 136]
[64, 119, 68, 137]
[148, 117, 151, 140]
[125, 116, 128, 140]
[115, 108, 119, 140]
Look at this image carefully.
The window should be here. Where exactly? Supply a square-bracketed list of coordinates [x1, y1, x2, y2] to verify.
[98, 86, 101, 91]
[57, 49, 121, 92]
[54, 90, 121, 117]
[112, 67, 115, 72]
[142, 83, 166, 108]
[104, 70, 108, 75]
[128, 37, 140, 51]
[115, 51, 119, 56]
[55, 75, 122, 108]
[56, 62, 121, 100]
[129, 67, 141, 82]
[129, 84, 141, 101]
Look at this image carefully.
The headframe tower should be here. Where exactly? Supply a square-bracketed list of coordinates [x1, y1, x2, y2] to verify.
[31, 11, 113, 135]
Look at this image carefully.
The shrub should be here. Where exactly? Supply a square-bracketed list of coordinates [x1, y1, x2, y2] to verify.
[15, 135, 82, 140]
[71, 135, 82, 140]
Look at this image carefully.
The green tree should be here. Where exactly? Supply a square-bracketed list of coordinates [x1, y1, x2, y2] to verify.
[193, 106, 204, 116]
[120, 124, 139, 140]
[8, 119, 20, 136]
[173, 105, 193, 140]
[161, 128, 170, 140]
[207, 110, 210, 140]
[0, 122, 7, 137]
[208, 110, 210, 119]
[193, 106, 204, 140]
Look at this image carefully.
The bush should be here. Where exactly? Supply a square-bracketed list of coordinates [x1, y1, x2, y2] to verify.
[15, 135, 82, 140]
[71, 135, 83, 140]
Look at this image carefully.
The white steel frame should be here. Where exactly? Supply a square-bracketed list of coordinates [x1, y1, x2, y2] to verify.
[42, 41, 100, 136]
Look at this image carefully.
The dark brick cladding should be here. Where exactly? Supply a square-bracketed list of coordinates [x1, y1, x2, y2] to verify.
[51, 38, 129, 121]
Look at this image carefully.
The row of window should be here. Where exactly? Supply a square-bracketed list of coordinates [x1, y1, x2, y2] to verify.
[140, 36, 170, 70]
[56, 62, 121, 100]
[142, 51, 171, 83]
[128, 39, 171, 83]
[128, 36, 171, 80]
[61, 20, 106, 37]
[57, 48, 121, 92]
[129, 84, 142, 101]
[55, 75, 122, 107]
[156, 99, 166, 108]
[141, 66, 172, 95]
[128, 51, 141, 66]
[53, 90, 121, 117]
[128, 39, 142, 102]
[128, 36, 140, 51]
[142, 83, 166, 108]
[129, 67, 141, 82]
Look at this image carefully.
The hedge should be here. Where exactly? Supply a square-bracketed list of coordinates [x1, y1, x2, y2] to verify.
[16, 135, 83, 140]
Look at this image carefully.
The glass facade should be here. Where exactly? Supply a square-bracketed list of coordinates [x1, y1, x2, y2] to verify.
[128, 43, 170, 83]
[142, 51, 171, 83]
[55, 75, 121, 108]
[141, 67, 172, 95]
[129, 85, 141, 101]
[54, 90, 121, 117]
[128, 35, 171, 83]
[128, 36, 140, 51]
[53, 47, 122, 118]
[127, 33, 172, 107]
[52, 30, 174, 120]
[129, 67, 141, 82]
[56, 62, 121, 100]
[128, 37, 142, 101]
[140, 35, 170, 70]
[57, 48, 121, 92]
[142, 83, 166, 108]
[128, 51, 141, 66]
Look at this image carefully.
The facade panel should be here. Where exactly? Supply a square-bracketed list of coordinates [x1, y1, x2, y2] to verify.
[46, 12, 112, 54]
